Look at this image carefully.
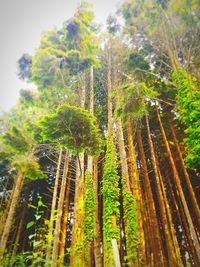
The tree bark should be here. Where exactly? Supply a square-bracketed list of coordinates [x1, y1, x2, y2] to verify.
[146, 115, 183, 267]
[169, 118, 200, 227]
[156, 108, 200, 263]
[52, 152, 68, 267]
[46, 148, 63, 262]
[58, 163, 71, 265]
[0, 172, 25, 260]
[9, 187, 30, 267]
[126, 118, 146, 266]
[136, 127, 166, 267]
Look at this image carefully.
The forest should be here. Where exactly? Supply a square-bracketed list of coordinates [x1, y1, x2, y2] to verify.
[0, 0, 200, 266]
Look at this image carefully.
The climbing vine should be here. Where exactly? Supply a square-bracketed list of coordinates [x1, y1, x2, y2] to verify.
[123, 190, 137, 262]
[84, 171, 95, 263]
[102, 137, 120, 266]
[172, 69, 200, 168]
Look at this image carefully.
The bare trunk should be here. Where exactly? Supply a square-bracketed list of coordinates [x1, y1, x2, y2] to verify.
[58, 165, 71, 265]
[156, 108, 200, 262]
[52, 152, 68, 267]
[9, 188, 30, 267]
[136, 127, 166, 266]
[146, 115, 183, 267]
[169, 118, 200, 227]
[0, 172, 25, 260]
[126, 119, 146, 266]
[70, 155, 85, 267]
[46, 148, 63, 262]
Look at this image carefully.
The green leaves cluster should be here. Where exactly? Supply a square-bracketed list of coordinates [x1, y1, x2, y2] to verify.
[172, 70, 200, 168]
[115, 82, 158, 122]
[38, 104, 102, 155]
[102, 137, 120, 265]
[123, 190, 137, 261]
[84, 171, 95, 243]
[0, 125, 46, 180]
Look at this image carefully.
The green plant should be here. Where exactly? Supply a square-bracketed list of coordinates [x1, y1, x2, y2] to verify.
[123, 190, 138, 261]
[26, 196, 49, 266]
[172, 69, 200, 168]
[83, 171, 95, 263]
[102, 137, 120, 265]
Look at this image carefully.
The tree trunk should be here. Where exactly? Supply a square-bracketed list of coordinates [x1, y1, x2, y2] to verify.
[9, 187, 30, 267]
[70, 155, 85, 267]
[70, 73, 86, 266]
[52, 152, 69, 267]
[0, 172, 25, 260]
[58, 163, 71, 265]
[46, 148, 63, 262]
[169, 118, 200, 227]
[126, 118, 146, 266]
[156, 108, 200, 263]
[117, 117, 140, 266]
[146, 115, 183, 267]
[136, 127, 166, 267]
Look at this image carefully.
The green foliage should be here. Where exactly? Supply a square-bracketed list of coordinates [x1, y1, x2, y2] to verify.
[123, 190, 138, 262]
[102, 137, 120, 265]
[126, 53, 150, 72]
[0, 253, 27, 267]
[172, 69, 200, 168]
[84, 171, 95, 243]
[83, 170, 95, 264]
[26, 196, 49, 266]
[1, 126, 31, 155]
[115, 82, 158, 122]
[12, 156, 47, 180]
[38, 104, 102, 155]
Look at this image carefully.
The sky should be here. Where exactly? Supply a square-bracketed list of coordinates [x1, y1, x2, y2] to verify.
[0, 0, 122, 112]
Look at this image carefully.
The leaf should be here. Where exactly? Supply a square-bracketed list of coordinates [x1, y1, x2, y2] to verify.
[26, 221, 35, 229]
[33, 240, 42, 247]
[28, 204, 37, 209]
[44, 219, 50, 226]
[28, 234, 36, 240]
[35, 214, 42, 221]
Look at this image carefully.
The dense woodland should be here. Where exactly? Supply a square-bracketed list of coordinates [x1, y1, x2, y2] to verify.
[0, 0, 200, 266]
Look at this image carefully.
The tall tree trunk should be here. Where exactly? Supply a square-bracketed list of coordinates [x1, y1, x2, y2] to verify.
[126, 119, 146, 266]
[145, 115, 183, 267]
[46, 148, 63, 262]
[0, 172, 25, 261]
[164, 169, 199, 266]
[156, 108, 200, 263]
[52, 152, 69, 267]
[168, 118, 200, 227]
[103, 39, 121, 267]
[58, 164, 71, 265]
[70, 155, 85, 267]
[9, 187, 30, 267]
[136, 127, 166, 267]
[70, 73, 86, 266]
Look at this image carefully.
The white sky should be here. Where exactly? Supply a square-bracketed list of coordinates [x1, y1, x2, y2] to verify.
[0, 0, 122, 112]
